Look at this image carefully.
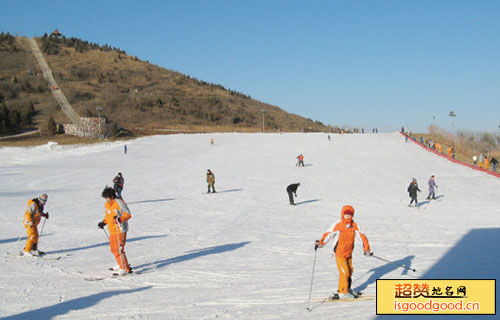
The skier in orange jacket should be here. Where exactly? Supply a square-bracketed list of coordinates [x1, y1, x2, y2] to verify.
[98, 187, 132, 275]
[296, 154, 305, 167]
[316, 205, 372, 299]
[22, 194, 49, 256]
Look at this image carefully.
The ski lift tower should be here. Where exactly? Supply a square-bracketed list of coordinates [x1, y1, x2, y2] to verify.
[261, 109, 267, 133]
[449, 111, 456, 131]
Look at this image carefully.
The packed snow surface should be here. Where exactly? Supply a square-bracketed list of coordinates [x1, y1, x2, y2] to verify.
[0, 133, 499, 319]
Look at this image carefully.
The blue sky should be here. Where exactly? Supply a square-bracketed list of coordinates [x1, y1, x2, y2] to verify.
[2, 0, 500, 132]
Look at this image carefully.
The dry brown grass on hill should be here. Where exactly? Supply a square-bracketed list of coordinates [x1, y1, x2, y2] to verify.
[1, 32, 330, 136]
[411, 125, 500, 166]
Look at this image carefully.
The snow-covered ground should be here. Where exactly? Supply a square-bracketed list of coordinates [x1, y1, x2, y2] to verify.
[0, 133, 498, 320]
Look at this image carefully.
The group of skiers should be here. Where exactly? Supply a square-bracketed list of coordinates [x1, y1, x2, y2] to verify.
[16, 138, 445, 299]
[20, 172, 133, 276]
[472, 154, 498, 172]
[407, 175, 438, 207]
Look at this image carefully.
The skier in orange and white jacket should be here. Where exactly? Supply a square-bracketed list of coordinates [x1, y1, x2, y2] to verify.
[315, 205, 372, 299]
[98, 187, 132, 275]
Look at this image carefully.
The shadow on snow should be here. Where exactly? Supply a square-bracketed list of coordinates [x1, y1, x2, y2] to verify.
[375, 228, 500, 320]
[128, 198, 176, 204]
[3, 287, 151, 320]
[45, 235, 167, 255]
[354, 255, 415, 293]
[218, 188, 244, 193]
[416, 200, 430, 208]
[133, 241, 251, 274]
[0, 233, 53, 245]
[295, 199, 321, 205]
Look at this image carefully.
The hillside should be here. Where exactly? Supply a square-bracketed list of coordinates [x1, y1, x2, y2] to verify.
[0, 32, 328, 135]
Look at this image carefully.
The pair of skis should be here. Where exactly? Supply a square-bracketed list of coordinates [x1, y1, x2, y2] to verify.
[84, 267, 135, 281]
[318, 292, 375, 303]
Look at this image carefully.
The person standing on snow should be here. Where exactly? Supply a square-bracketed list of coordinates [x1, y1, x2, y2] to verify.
[207, 169, 216, 193]
[490, 157, 498, 172]
[113, 172, 124, 199]
[426, 175, 438, 200]
[22, 194, 49, 256]
[296, 154, 305, 167]
[286, 183, 300, 205]
[408, 178, 421, 207]
[315, 205, 372, 299]
[124, 144, 127, 154]
[98, 187, 132, 275]
[472, 155, 478, 166]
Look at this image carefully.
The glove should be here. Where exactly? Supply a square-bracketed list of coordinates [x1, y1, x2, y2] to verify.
[42, 212, 49, 219]
[98, 221, 106, 229]
[364, 250, 373, 257]
[314, 240, 319, 250]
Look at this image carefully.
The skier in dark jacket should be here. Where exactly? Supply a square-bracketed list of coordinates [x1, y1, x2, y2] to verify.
[407, 178, 421, 207]
[113, 173, 124, 199]
[490, 157, 498, 172]
[286, 183, 300, 205]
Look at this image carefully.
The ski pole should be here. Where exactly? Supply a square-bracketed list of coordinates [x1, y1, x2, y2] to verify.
[306, 246, 319, 311]
[115, 218, 127, 272]
[5, 233, 24, 255]
[39, 217, 47, 238]
[399, 194, 407, 202]
[102, 228, 109, 240]
[372, 255, 416, 272]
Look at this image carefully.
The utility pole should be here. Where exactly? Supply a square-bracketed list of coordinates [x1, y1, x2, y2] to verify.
[96, 106, 103, 139]
[261, 109, 266, 133]
[449, 111, 456, 131]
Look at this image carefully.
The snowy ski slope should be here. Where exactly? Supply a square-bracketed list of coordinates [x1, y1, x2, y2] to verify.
[0, 133, 499, 319]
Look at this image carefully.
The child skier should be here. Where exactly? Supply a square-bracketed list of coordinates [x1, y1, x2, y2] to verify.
[207, 169, 216, 193]
[426, 175, 438, 200]
[113, 172, 124, 199]
[407, 178, 421, 207]
[22, 194, 49, 256]
[296, 154, 305, 167]
[98, 187, 132, 275]
[315, 205, 372, 299]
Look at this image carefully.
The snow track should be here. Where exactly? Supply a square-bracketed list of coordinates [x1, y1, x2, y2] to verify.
[0, 133, 498, 319]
